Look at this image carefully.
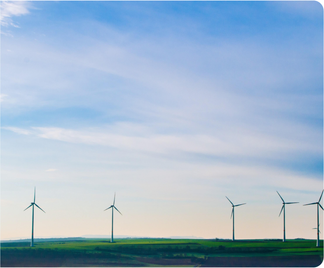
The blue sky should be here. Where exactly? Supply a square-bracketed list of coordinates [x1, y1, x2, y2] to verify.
[1, 1, 323, 240]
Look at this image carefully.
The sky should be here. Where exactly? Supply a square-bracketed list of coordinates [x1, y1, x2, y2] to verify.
[1, 1, 323, 241]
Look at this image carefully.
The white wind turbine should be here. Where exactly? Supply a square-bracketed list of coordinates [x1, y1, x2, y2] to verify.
[104, 193, 122, 243]
[226, 196, 246, 241]
[276, 191, 298, 242]
[24, 187, 45, 247]
[304, 190, 324, 247]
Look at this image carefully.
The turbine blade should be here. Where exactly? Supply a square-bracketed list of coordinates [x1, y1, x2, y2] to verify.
[304, 202, 317, 206]
[319, 203, 324, 210]
[235, 203, 246, 207]
[279, 205, 284, 217]
[113, 192, 116, 206]
[114, 206, 122, 215]
[230, 208, 233, 218]
[226, 196, 234, 206]
[34, 187, 36, 203]
[276, 191, 284, 203]
[35, 203, 46, 213]
[24, 204, 33, 211]
[104, 205, 113, 211]
[312, 227, 321, 233]
[285, 202, 298, 205]
[319, 190, 324, 203]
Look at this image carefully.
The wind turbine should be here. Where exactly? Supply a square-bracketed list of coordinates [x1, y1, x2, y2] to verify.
[24, 187, 45, 247]
[304, 190, 324, 247]
[225, 196, 246, 241]
[276, 191, 298, 242]
[104, 193, 122, 243]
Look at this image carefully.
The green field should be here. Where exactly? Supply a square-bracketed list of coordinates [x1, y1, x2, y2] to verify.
[1, 238, 323, 267]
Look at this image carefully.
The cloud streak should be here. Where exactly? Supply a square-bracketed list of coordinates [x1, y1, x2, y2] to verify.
[46, 168, 57, 172]
[0, 1, 30, 28]
[3, 126, 31, 135]
[3, 124, 321, 163]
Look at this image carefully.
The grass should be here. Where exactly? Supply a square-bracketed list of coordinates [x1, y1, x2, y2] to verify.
[1, 238, 323, 266]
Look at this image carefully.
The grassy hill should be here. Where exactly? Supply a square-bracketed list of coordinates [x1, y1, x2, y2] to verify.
[1, 238, 323, 266]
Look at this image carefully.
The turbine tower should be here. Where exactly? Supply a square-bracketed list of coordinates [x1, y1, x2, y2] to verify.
[276, 191, 298, 242]
[104, 193, 122, 243]
[24, 187, 45, 247]
[225, 196, 246, 241]
[304, 190, 324, 247]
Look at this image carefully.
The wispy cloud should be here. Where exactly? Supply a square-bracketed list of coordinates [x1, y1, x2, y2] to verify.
[2, 126, 31, 135]
[0, 1, 30, 27]
[3, 124, 321, 163]
[46, 168, 57, 172]
[0, 94, 8, 102]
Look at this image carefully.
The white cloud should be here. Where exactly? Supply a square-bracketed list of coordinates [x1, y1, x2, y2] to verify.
[2, 124, 320, 162]
[0, 1, 30, 27]
[46, 168, 57, 172]
[2, 126, 31, 135]
[1, 14, 321, 143]
[0, 94, 8, 102]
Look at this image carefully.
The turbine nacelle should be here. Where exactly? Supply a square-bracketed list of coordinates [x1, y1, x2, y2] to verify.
[226, 196, 246, 218]
[104, 205, 122, 215]
[276, 191, 298, 217]
[24, 189, 46, 213]
[304, 190, 324, 210]
[313, 227, 321, 233]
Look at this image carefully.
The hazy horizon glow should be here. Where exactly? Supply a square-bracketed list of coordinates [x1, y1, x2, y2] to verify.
[1, 1, 323, 241]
